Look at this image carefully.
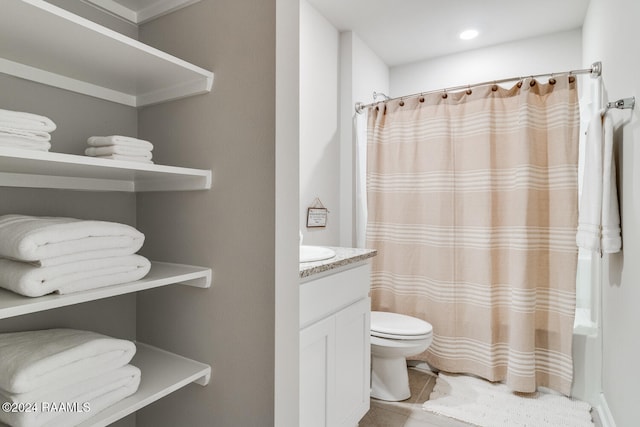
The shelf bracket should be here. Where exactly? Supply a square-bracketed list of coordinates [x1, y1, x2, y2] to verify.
[179, 268, 212, 288]
[193, 368, 211, 386]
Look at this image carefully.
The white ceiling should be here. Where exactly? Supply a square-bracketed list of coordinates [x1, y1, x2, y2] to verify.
[307, 0, 591, 67]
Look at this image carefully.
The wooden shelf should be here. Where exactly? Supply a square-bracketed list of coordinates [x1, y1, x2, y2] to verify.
[0, 0, 214, 107]
[0, 148, 211, 192]
[77, 343, 210, 427]
[0, 262, 212, 320]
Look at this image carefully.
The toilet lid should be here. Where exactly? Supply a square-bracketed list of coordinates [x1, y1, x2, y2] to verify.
[371, 311, 432, 340]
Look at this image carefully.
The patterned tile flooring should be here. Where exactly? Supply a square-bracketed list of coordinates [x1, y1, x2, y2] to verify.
[359, 363, 600, 427]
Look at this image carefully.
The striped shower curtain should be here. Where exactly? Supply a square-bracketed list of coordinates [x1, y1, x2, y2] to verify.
[367, 76, 579, 395]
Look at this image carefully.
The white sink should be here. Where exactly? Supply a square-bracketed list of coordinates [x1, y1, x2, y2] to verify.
[300, 245, 336, 263]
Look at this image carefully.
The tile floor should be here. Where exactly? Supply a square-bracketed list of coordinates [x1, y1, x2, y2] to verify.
[359, 363, 601, 427]
[359, 365, 471, 427]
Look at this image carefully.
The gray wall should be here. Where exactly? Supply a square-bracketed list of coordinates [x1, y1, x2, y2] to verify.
[135, 0, 280, 425]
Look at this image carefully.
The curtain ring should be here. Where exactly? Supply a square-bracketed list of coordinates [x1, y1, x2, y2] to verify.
[549, 73, 556, 85]
[529, 76, 536, 87]
[491, 82, 498, 91]
[569, 74, 576, 83]
[466, 85, 472, 95]
[517, 80, 523, 88]
[399, 98, 405, 106]
[442, 89, 448, 99]
[418, 95, 425, 103]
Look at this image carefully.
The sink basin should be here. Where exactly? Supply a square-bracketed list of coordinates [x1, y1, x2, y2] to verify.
[300, 245, 336, 263]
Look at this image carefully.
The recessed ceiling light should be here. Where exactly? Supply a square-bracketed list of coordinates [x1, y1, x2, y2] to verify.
[459, 29, 479, 40]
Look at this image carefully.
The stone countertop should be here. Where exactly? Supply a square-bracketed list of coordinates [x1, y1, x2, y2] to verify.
[299, 246, 377, 279]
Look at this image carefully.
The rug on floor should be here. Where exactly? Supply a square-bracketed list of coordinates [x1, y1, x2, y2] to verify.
[422, 372, 594, 427]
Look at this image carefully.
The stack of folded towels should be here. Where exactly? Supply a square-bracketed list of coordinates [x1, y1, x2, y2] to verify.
[0, 329, 140, 427]
[85, 136, 153, 164]
[0, 108, 56, 151]
[0, 214, 151, 297]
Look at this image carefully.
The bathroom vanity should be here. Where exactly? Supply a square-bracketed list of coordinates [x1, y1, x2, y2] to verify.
[299, 247, 377, 427]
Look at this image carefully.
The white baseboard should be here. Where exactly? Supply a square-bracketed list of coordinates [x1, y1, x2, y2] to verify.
[595, 393, 616, 427]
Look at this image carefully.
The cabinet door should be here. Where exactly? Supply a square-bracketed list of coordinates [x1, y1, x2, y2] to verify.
[300, 315, 335, 427]
[334, 298, 371, 427]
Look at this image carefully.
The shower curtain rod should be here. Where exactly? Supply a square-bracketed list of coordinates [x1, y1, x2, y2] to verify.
[354, 61, 603, 114]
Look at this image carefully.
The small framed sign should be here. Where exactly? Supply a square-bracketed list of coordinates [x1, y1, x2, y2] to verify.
[307, 207, 328, 228]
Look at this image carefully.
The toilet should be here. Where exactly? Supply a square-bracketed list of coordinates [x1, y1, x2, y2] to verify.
[370, 311, 433, 401]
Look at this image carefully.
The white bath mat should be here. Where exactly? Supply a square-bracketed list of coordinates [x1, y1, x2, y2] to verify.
[422, 373, 594, 427]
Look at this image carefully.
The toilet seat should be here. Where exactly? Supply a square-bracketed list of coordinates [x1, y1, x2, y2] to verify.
[371, 311, 432, 340]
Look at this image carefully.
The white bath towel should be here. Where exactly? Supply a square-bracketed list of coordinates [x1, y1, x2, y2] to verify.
[0, 254, 151, 297]
[0, 364, 140, 427]
[600, 115, 621, 253]
[0, 215, 144, 265]
[576, 111, 621, 253]
[0, 136, 51, 151]
[95, 154, 154, 164]
[87, 136, 153, 151]
[84, 145, 152, 158]
[0, 329, 136, 395]
[0, 127, 51, 142]
[0, 109, 56, 133]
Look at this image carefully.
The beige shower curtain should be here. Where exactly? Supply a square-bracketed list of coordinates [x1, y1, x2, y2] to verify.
[367, 76, 579, 395]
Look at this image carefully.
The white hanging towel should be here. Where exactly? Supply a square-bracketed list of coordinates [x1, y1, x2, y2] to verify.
[0, 109, 56, 133]
[0, 329, 136, 395]
[0, 364, 140, 427]
[576, 110, 621, 253]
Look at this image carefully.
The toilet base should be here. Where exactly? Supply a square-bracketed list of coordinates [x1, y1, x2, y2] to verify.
[370, 355, 410, 401]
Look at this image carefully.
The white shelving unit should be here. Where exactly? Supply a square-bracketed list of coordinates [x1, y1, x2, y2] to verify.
[77, 343, 211, 427]
[0, 0, 214, 107]
[0, 148, 211, 192]
[0, 262, 212, 320]
[0, 345, 210, 427]
[0, 1, 216, 424]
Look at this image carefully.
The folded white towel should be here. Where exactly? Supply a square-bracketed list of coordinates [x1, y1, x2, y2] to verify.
[95, 154, 154, 164]
[0, 136, 51, 151]
[84, 146, 152, 158]
[0, 215, 144, 265]
[0, 254, 151, 297]
[0, 109, 56, 133]
[0, 329, 136, 395]
[576, 110, 622, 253]
[87, 136, 153, 151]
[0, 364, 140, 427]
[0, 127, 51, 142]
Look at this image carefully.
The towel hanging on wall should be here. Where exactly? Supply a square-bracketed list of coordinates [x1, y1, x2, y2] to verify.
[576, 110, 621, 254]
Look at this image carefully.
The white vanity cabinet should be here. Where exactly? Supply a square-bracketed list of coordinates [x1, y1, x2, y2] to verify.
[300, 256, 373, 427]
